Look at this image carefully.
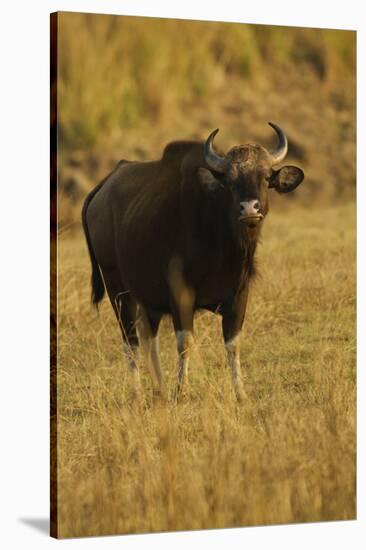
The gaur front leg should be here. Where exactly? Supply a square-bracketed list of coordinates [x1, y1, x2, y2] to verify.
[168, 256, 195, 398]
[173, 318, 194, 397]
[222, 283, 250, 401]
[137, 305, 165, 397]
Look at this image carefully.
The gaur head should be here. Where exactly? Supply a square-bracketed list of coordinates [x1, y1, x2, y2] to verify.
[199, 123, 304, 231]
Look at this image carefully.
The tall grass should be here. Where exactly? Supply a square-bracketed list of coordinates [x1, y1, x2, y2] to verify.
[56, 202, 355, 537]
[57, 13, 355, 149]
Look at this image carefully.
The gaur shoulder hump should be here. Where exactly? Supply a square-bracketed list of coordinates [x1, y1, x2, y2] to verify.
[162, 140, 201, 161]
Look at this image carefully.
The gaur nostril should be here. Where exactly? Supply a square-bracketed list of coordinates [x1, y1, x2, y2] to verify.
[253, 201, 260, 211]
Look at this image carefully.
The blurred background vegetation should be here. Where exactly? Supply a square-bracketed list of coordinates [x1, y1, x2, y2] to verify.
[56, 12, 356, 227]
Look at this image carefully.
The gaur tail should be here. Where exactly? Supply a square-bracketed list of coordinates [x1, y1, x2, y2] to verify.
[81, 181, 106, 308]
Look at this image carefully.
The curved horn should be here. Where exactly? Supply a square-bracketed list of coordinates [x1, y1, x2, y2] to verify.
[204, 129, 228, 173]
[268, 122, 288, 165]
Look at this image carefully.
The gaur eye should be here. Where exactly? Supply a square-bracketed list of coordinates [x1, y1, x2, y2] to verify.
[265, 174, 273, 186]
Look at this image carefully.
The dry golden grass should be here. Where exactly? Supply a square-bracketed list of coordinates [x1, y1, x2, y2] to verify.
[56, 201, 355, 538]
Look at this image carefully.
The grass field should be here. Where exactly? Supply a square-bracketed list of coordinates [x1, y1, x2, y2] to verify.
[56, 201, 355, 538]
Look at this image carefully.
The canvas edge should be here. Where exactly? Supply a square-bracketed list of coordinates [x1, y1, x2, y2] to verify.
[50, 10, 59, 540]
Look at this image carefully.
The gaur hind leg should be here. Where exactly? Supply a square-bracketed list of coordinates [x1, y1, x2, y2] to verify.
[136, 306, 165, 397]
[101, 269, 140, 386]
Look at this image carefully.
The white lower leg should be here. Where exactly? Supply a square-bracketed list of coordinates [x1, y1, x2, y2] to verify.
[136, 306, 164, 391]
[225, 334, 245, 400]
[176, 330, 193, 393]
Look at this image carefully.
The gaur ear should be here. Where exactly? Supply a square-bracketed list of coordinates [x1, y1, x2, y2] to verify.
[269, 165, 304, 194]
[197, 167, 222, 191]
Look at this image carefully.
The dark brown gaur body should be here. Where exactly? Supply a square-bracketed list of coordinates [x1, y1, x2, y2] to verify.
[82, 123, 304, 399]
